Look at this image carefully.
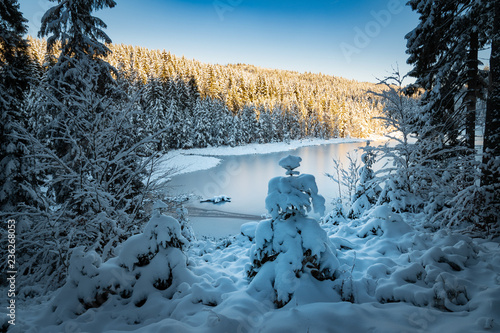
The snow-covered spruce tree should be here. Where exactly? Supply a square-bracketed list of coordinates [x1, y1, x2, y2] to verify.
[141, 76, 169, 152]
[406, 0, 489, 151]
[47, 201, 191, 322]
[0, 1, 49, 290]
[17, 74, 169, 292]
[13, 0, 172, 292]
[439, 0, 500, 231]
[0, 0, 38, 216]
[347, 142, 381, 219]
[38, 0, 117, 205]
[405, 0, 498, 229]
[165, 98, 194, 149]
[247, 155, 339, 307]
[239, 104, 258, 144]
[39, 0, 117, 99]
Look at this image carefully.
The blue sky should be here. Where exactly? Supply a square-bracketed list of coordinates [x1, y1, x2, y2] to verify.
[19, 0, 419, 83]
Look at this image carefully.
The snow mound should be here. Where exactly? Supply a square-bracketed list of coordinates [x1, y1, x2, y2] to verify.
[357, 205, 412, 238]
[43, 213, 191, 326]
[240, 221, 258, 241]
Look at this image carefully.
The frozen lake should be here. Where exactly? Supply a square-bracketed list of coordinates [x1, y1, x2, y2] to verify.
[167, 140, 384, 237]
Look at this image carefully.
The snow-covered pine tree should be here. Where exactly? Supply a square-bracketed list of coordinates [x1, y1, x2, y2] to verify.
[176, 77, 192, 111]
[239, 104, 258, 144]
[348, 142, 381, 219]
[481, 0, 500, 229]
[208, 98, 231, 146]
[192, 99, 213, 147]
[0, 0, 38, 217]
[0, 0, 48, 290]
[166, 98, 193, 149]
[247, 155, 339, 307]
[142, 76, 169, 152]
[257, 107, 275, 143]
[187, 76, 201, 104]
[38, 0, 118, 204]
[13, 0, 172, 292]
[39, 0, 117, 99]
[405, 0, 488, 150]
[405, 1, 498, 229]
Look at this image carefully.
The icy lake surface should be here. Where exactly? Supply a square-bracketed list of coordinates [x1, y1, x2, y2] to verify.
[167, 141, 386, 237]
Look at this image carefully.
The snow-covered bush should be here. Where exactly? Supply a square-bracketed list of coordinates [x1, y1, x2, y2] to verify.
[371, 70, 487, 227]
[322, 199, 348, 226]
[356, 205, 412, 239]
[348, 142, 381, 219]
[247, 155, 339, 307]
[47, 203, 190, 322]
[326, 151, 360, 209]
[176, 205, 196, 242]
[13, 79, 170, 293]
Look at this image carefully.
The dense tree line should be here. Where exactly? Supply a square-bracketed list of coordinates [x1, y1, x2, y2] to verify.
[25, 37, 386, 149]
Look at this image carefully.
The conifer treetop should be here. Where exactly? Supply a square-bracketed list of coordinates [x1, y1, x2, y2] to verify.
[279, 155, 302, 176]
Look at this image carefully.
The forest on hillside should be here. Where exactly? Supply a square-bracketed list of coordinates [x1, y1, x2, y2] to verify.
[26, 37, 386, 150]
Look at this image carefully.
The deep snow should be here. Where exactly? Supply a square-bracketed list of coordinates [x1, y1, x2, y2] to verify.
[5, 139, 499, 333]
[12, 209, 500, 332]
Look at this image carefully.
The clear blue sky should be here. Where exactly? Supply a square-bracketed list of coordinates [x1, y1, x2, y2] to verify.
[19, 0, 419, 83]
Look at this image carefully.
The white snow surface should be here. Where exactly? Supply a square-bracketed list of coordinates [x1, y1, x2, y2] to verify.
[11, 208, 500, 333]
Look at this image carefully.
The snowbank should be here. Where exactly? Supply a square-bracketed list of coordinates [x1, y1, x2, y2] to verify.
[15, 207, 500, 333]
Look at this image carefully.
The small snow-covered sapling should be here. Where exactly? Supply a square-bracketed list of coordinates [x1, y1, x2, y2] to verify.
[248, 155, 339, 307]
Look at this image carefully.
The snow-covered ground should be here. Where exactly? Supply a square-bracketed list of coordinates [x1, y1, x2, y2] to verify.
[14, 208, 500, 332]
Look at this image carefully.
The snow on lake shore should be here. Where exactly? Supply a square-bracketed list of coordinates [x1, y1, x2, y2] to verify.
[153, 137, 378, 178]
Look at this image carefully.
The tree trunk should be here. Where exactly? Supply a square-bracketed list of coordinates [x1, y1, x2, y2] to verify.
[466, 30, 478, 151]
[481, 0, 500, 225]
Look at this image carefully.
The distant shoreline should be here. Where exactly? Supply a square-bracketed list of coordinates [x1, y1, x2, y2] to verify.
[153, 136, 384, 180]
